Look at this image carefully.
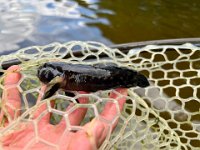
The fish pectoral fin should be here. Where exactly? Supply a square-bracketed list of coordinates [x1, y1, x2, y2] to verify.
[42, 83, 61, 99]
[49, 76, 64, 85]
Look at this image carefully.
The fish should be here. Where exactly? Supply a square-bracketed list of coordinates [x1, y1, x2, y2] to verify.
[37, 62, 150, 99]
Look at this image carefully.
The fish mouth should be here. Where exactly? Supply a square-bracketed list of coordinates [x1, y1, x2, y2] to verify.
[42, 76, 63, 99]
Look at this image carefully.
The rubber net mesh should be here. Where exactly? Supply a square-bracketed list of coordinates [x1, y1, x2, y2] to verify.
[0, 41, 199, 150]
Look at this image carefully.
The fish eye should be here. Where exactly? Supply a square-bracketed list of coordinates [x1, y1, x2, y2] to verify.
[38, 67, 56, 84]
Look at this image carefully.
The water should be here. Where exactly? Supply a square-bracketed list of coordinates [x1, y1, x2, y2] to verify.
[1, 0, 200, 54]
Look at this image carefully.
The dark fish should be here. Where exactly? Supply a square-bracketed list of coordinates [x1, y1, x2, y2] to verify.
[37, 62, 149, 99]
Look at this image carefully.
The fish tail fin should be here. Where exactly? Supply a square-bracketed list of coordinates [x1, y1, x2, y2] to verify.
[136, 74, 150, 88]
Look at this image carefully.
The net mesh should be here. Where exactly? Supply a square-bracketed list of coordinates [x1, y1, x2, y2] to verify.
[0, 41, 199, 150]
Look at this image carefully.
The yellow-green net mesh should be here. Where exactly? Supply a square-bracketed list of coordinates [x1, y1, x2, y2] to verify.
[0, 41, 199, 150]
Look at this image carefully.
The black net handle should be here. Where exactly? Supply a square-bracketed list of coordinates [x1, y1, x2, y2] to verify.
[1, 38, 200, 69]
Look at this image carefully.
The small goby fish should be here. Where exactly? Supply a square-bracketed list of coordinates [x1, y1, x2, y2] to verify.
[37, 62, 150, 99]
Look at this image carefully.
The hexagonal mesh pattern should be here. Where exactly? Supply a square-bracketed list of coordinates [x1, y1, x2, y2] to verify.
[0, 41, 199, 150]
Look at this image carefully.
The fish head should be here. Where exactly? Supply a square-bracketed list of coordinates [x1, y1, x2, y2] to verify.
[37, 63, 63, 84]
[38, 63, 64, 99]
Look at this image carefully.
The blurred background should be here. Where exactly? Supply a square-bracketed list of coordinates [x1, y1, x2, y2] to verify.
[1, 0, 200, 55]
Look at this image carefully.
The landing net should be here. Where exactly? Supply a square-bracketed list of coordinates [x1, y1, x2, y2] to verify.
[0, 41, 199, 150]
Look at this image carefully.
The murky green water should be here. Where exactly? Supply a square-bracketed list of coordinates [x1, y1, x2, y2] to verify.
[1, 0, 200, 54]
[98, 0, 200, 43]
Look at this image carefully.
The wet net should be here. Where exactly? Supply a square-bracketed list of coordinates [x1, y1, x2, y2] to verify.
[0, 41, 199, 150]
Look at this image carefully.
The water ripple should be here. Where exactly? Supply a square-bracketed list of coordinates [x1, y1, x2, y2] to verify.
[0, 0, 112, 54]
